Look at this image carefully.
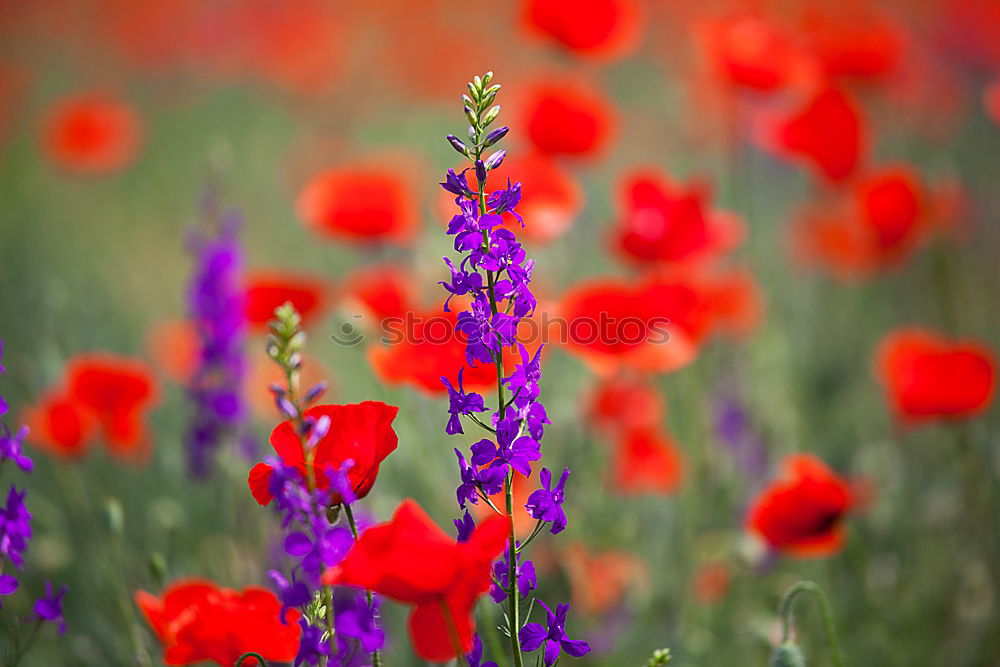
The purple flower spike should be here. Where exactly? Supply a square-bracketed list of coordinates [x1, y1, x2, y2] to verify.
[520, 601, 590, 667]
[441, 369, 488, 435]
[525, 467, 570, 534]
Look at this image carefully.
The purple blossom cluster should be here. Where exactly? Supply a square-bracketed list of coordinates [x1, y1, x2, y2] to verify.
[0, 341, 67, 638]
[438, 72, 589, 667]
[185, 200, 250, 478]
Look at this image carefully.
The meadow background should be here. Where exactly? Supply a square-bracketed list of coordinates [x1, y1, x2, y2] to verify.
[1, 0, 999, 665]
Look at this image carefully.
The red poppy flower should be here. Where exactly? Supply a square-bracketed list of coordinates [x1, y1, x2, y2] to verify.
[367, 309, 504, 394]
[610, 427, 683, 495]
[586, 374, 663, 433]
[43, 93, 142, 174]
[135, 578, 300, 666]
[875, 328, 996, 424]
[244, 271, 331, 331]
[248, 401, 399, 506]
[332, 499, 509, 662]
[746, 454, 853, 558]
[522, 79, 616, 159]
[344, 263, 416, 327]
[792, 165, 927, 278]
[65, 353, 158, 460]
[699, 12, 814, 92]
[774, 86, 865, 183]
[563, 543, 647, 616]
[521, 0, 642, 61]
[798, 8, 904, 82]
[296, 163, 417, 244]
[558, 275, 714, 375]
[611, 169, 744, 266]
[23, 390, 95, 459]
[461, 152, 584, 244]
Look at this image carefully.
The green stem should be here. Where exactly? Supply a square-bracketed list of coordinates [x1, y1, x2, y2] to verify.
[344, 504, 382, 667]
[235, 652, 267, 666]
[440, 599, 469, 667]
[778, 581, 844, 667]
[9, 620, 43, 667]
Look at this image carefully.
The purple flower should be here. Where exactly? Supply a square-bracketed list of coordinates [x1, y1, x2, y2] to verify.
[441, 369, 487, 435]
[295, 617, 331, 666]
[440, 168, 473, 198]
[520, 601, 590, 666]
[335, 588, 385, 654]
[525, 467, 570, 535]
[489, 547, 537, 603]
[454, 510, 476, 543]
[268, 570, 312, 623]
[455, 449, 505, 509]
[488, 179, 523, 225]
[0, 424, 32, 473]
[0, 486, 31, 568]
[495, 418, 542, 477]
[440, 257, 484, 312]
[503, 343, 544, 402]
[457, 293, 518, 366]
[33, 581, 68, 634]
[468, 634, 499, 667]
[0, 573, 17, 606]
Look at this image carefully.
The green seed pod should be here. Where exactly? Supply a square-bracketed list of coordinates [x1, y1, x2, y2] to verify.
[148, 552, 167, 588]
[770, 642, 806, 667]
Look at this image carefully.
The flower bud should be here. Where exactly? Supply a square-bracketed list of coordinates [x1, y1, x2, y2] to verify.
[484, 150, 506, 171]
[446, 134, 468, 157]
[483, 125, 508, 148]
[104, 497, 124, 536]
[482, 105, 501, 127]
[769, 642, 806, 667]
[475, 160, 487, 185]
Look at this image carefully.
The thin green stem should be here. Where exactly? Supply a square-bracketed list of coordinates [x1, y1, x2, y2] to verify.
[235, 652, 268, 667]
[778, 581, 844, 667]
[9, 620, 43, 667]
[344, 504, 382, 667]
[514, 520, 546, 554]
[505, 469, 523, 667]
[440, 599, 469, 667]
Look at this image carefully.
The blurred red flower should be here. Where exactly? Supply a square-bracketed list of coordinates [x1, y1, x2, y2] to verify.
[344, 263, 416, 327]
[563, 543, 647, 615]
[331, 499, 509, 662]
[792, 165, 928, 278]
[43, 92, 142, 174]
[611, 169, 744, 266]
[610, 426, 683, 495]
[244, 271, 331, 331]
[135, 578, 300, 666]
[774, 85, 865, 183]
[521, 0, 642, 61]
[875, 328, 996, 424]
[523, 79, 616, 159]
[366, 309, 512, 394]
[558, 271, 761, 376]
[798, 8, 904, 82]
[23, 390, 95, 459]
[746, 454, 853, 558]
[691, 560, 731, 605]
[586, 374, 663, 434]
[248, 401, 399, 506]
[699, 12, 814, 92]
[297, 164, 417, 244]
